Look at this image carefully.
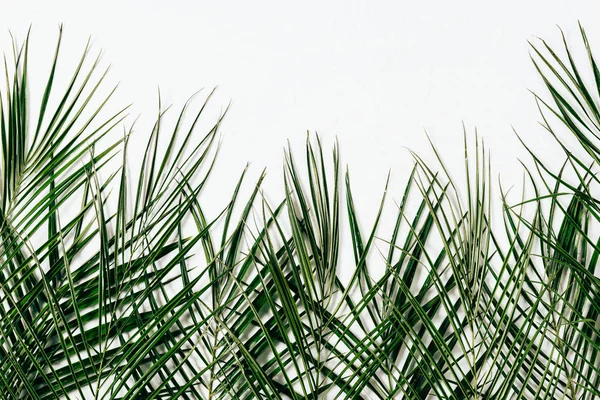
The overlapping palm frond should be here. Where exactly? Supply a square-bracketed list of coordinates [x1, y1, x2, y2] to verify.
[2, 23, 600, 399]
[0, 27, 260, 399]
[202, 132, 531, 399]
[505, 23, 600, 399]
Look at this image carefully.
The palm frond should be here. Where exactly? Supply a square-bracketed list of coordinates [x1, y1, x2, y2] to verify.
[3, 23, 600, 400]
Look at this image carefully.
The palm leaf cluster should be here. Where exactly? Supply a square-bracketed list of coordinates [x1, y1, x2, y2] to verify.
[1, 24, 600, 399]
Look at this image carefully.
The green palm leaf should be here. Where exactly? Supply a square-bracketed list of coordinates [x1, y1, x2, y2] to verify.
[3, 23, 600, 400]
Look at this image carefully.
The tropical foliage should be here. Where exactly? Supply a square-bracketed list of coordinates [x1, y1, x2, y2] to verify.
[0, 24, 599, 399]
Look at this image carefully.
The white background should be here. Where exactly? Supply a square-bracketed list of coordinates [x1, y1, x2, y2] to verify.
[1, 0, 599, 232]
